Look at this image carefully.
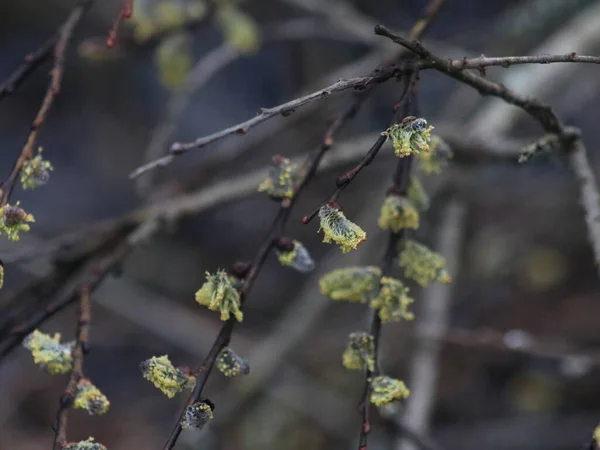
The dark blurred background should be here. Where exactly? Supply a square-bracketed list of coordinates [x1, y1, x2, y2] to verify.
[1, 0, 600, 449]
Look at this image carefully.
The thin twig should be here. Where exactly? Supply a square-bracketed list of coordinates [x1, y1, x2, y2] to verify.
[0, 0, 94, 206]
[52, 285, 92, 450]
[0, 36, 56, 101]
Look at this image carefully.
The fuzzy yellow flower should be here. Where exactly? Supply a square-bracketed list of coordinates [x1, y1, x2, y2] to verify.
[140, 355, 195, 398]
[20, 148, 53, 189]
[342, 332, 375, 372]
[258, 155, 298, 199]
[417, 135, 453, 174]
[23, 330, 74, 374]
[399, 240, 451, 287]
[370, 375, 410, 406]
[386, 117, 434, 157]
[63, 437, 107, 450]
[378, 195, 419, 232]
[73, 378, 110, 415]
[0, 202, 35, 241]
[318, 203, 366, 253]
[319, 266, 381, 303]
[195, 270, 243, 322]
[370, 277, 414, 323]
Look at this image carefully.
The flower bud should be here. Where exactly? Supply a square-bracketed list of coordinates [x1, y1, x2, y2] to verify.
[217, 347, 250, 377]
[378, 195, 419, 232]
[181, 401, 214, 430]
[276, 240, 315, 273]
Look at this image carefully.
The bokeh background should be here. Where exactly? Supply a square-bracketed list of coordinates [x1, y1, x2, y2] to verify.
[1, 0, 600, 449]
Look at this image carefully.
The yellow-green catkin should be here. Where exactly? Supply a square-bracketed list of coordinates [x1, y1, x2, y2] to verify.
[319, 266, 381, 303]
[181, 401, 214, 430]
[258, 155, 298, 200]
[370, 375, 410, 407]
[276, 240, 314, 273]
[140, 355, 195, 398]
[20, 148, 53, 190]
[407, 177, 430, 211]
[0, 202, 35, 241]
[342, 332, 375, 372]
[63, 437, 107, 450]
[318, 204, 366, 253]
[386, 117, 433, 157]
[216, 4, 260, 54]
[378, 195, 419, 232]
[417, 135, 452, 174]
[154, 33, 193, 89]
[195, 270, 243, 322]
[217, 347, 250, 377]
[399, 240, 451, 287]
[370, 277, 414, 323]
[23, 330, 74, 374]
[73, 378, 110, 415]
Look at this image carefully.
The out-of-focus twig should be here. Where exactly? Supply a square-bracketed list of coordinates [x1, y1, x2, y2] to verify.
[396, 197, 466, 450]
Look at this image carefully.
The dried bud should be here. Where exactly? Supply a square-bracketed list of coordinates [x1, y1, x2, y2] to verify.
[386, 117, 434, 158]
[217, 347, 250, 377]
[378, 195, 419, 232]
[23, 330, 74, 375]
[319, 266, 381, 303]
[399, 240, 451, 287]
[20, 147, 53, 189]
[318, 203, 366, 253]
[407, 177, 430, 211]
[342, 332, 375, 371]
[140, 355, 195, 398]
[181, 401, 214, 430]
[0, 202, 35, 241]
[370, 277, 414, 323]
[258, 155, 299, 200]
[63, 437, 107, 450]
[73, 378, 110, 415]
[195, 270, 243, 322]
[370, 375, 410, 406]
[416, 135, 452, 174]
[276, 240, 315, 273]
